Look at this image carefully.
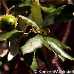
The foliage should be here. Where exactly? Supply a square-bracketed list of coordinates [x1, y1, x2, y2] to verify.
[0, 0, 74, 72]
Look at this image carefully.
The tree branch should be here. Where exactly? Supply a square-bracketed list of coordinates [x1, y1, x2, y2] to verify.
[2, 0, 9, 14]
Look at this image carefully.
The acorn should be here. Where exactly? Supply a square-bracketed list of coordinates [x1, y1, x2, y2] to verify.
[1, 14, 17, 31]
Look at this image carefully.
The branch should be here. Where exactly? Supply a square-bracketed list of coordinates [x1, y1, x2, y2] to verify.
[54, 20, 72, 74]
[2, 0, 9, 14]
[52, 53, 64, 74]
[62, 20, 72, 43]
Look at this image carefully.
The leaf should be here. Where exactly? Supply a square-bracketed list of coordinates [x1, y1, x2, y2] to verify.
[36, 49, 50, 70]
[0, 30, 24, 41]
[46, 37, 71, 50]
[18, 15, 40, 31]
[58, 14, 73, 22]
[9, 39, 19, 57]
[58, 55, 65, 61]
[24, 51, 38, 71]
[7, 52, 14, 61]
[19, 6, 31, 11]
[57, 4, 74, 22]
[30, 51, 38, 70]
[19, 0, 32, 7]
[28, 13, 34, 20]
[24, 52, 34, 66]
[0, 61, 2, 66]
[40, 28, 50, 36]
[41, 6, 56, 13]
[0, 54, 8, 65]
[0, 57, 2, 66]
[21, 35, 43, 55]
[18, 22, 28, 32]
[31, 0, 43, 27]
[43, 5, 66, 27]
[44, 36, 74, 61]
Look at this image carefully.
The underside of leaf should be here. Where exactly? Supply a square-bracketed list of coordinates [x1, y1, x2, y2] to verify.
[21, 35, 43, 55]
[43, 36, 74, 61]
[18, 15, 40, 31]
[9, 38, 19, 57]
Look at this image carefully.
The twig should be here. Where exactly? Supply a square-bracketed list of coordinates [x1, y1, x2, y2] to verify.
[52, 53, 64, 74]
[62, 20, 72, 43]
[2, 0, 9, 14]
[54, 20, 72, 74]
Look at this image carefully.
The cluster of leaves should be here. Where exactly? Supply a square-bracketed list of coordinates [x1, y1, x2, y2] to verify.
[0, 0, 74, 72]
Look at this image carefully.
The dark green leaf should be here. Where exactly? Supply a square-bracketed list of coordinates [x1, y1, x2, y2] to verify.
[0, 30, 24, 41]
[58, 14, 73, 22]
[44, 36, 74, 61]
[43, 5, 66, 27]
[36, 49, 50, 70]
[24, 51, 38, 71]
[19, 6, 31, 11]
[46, 37, 71, 50]
[24, 52, 33, 66]
[0, 53, 8, 66]
[8, 38, 19, 61]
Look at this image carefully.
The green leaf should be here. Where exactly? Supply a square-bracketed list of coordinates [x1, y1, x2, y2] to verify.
[24, 51, 38, 71]
[28, 13, 34, 20]
[0, 57, 2, 66]
[30, 51, 38, 70]
[57, 4, 74, 22]
[19, 0, 32, 7]
[41, 6, 56, 13]
[19, 0, 31, 11]
[18, 15, 40, 31]
[24, 52, 34, 66]
[58, 14, 73, 22]
[21, 35, 43, 55]
[0, 30, 24, 41]
[44, 36, 74, 61]
[31, 0, 43, 27]
[43, 5, 66, 27]
[36, 49, 50, 70]
[8, 39, 19, 61]
[18, 22, 28, 32]
[9, 39, 19, 58]
[0, 61, 2, 66]
[19, 6, 31, 11]
[46, 37, 71, 50]
[0, 53, 8, 65]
